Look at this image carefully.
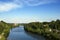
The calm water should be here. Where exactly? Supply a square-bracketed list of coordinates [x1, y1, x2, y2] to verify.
[7, 26, 46, 40]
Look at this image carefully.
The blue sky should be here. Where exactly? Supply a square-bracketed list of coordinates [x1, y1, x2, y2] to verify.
[0, 0, 60, 23]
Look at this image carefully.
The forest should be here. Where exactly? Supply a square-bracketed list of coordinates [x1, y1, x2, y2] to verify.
[0, 19, 60, 40]
[0, 21, 18, 40]
[24, 19, 60, 40]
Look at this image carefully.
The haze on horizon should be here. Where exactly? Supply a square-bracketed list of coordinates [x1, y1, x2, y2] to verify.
[0, 0, 60, 23]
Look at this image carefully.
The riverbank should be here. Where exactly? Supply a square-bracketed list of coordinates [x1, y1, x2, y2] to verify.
[24, 19, 60, 40]
[0, 21, 19, 40]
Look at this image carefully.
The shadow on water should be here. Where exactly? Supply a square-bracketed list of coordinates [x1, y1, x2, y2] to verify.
[7, 26, 46, 40]
[24, 31, 46, 40]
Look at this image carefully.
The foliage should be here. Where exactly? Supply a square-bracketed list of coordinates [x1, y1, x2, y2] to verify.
[24, 19, 60, 40]
[0, 21, 18, 40]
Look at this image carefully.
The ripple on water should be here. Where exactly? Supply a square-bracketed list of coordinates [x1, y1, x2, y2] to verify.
[7, 26, 46, 40]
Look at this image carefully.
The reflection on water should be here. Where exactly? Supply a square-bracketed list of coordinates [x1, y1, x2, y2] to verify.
[7, 26, 46, 40]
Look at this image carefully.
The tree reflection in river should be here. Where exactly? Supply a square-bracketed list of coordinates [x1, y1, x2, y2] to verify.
[7, 26, 46, 40]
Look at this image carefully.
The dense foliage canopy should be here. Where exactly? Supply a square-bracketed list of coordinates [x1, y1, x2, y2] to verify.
[0, 21, 18, 40]
[24, 19, 60, 40]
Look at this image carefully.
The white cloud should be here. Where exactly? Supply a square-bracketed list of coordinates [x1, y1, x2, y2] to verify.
[15, 0, 58, 6]
[0, 2, 21, 12]
[0, 0, 59, 12]
[1, 17, 40, 23]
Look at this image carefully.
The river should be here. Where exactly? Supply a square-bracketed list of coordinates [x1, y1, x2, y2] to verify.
[7, 26, 46, 40]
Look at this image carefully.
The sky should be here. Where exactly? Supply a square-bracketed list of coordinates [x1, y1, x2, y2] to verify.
[0, 0, 60, 23]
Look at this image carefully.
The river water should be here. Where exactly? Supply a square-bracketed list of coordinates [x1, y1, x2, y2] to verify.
[7, 26, 46, 40]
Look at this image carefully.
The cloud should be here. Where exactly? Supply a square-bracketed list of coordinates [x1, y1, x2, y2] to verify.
[15, 0, 58, 6]
[0, 2, 21, 12]
[0, 17, 40, 23]
[0, 0, 59, 12]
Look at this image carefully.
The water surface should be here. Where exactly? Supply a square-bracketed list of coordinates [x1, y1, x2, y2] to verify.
[7, 26, 45, 40]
